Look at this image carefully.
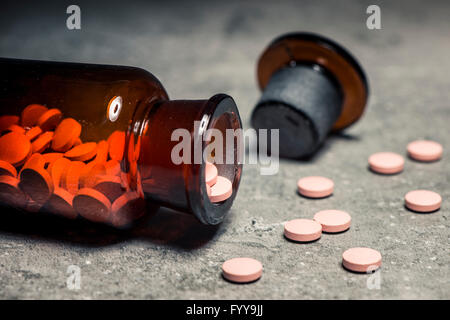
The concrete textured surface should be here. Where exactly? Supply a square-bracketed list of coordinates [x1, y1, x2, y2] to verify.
[0, 0, 449, 299]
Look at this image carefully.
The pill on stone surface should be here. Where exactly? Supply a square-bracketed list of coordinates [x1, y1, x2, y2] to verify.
[297, 176, 334, 198]
[222, 257, 263, 283]
[21, 104, 48, 127]
[205, 162, 218, 187]
[404, 190, 441, 213]
[342, 247, 382, 273]
[407, 140, 443, 162]
[37, 108, 62, 132]
[368, 152, 404, 174]
[0, 160, 17, 177]
[65, 142, 97, 162]
[284, 218, 322, 242]
[73, 188, 111, 223]
[313, 209, 351, 233]
[52, 118, 82, 152]
[0, 132, 32, 167]
[209, 176, 232, 203]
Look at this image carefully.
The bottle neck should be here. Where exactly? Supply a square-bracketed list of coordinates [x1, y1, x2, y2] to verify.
[135, 94, 242, 225]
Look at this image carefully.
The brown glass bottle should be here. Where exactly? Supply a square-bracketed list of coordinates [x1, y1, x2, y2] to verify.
[0, 58, 242, 227]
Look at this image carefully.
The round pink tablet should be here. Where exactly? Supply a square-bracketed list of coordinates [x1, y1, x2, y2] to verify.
[209, 176, 232, 203]
[342, 247, 382, 273]
[205, 162, 218, 187]
[368, 152, 404, 174]
[313, 210, 351, 233]
[222, 257, 263, 283]
[297, 176, 334, 198]
[407, 140, 443, 162]
[284, 219, 322, 242]
[404, 190, 442, 213]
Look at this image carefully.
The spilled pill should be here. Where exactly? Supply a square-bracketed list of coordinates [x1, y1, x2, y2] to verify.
[284, 218, 322, 242]
[222, 257, 263, 283]
[407, 140, 443, 162]
[404, 190, 441, 213]
[368, 152, 404, 174]
[342, 247, 382, 273]
[313, 209, 351, 233]
[297, 176, 334, 198]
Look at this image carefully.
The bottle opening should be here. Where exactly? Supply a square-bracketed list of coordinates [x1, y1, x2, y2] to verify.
[195, 95, 242, 224]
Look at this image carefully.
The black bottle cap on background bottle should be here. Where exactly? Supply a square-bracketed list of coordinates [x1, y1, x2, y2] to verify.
[252, 32, 369, 159]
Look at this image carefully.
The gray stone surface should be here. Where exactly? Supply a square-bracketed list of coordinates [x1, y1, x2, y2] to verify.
[0, 0, 449, 299]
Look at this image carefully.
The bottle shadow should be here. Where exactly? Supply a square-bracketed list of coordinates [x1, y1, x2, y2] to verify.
[0, 205, 221, 251]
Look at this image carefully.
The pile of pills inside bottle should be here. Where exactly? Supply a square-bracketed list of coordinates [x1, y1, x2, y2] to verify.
[0, 104, 146, 227]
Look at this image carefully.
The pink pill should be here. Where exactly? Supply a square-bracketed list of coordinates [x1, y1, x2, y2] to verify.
[368, 152, 404, 174]
[407, 140, 443, 162]
[284, 219, 322, 242]
[297, 176, 334, 198]
[404, 190, 442, 213]
[313, 210, 351, 233]
[342, 247, 382, 273]
[209, 176, 232, 203]
[205, 162, 218, 187]
[222, 257, 263, 283]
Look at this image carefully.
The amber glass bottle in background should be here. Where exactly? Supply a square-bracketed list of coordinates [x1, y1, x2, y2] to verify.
[0, 58, 242, 227]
